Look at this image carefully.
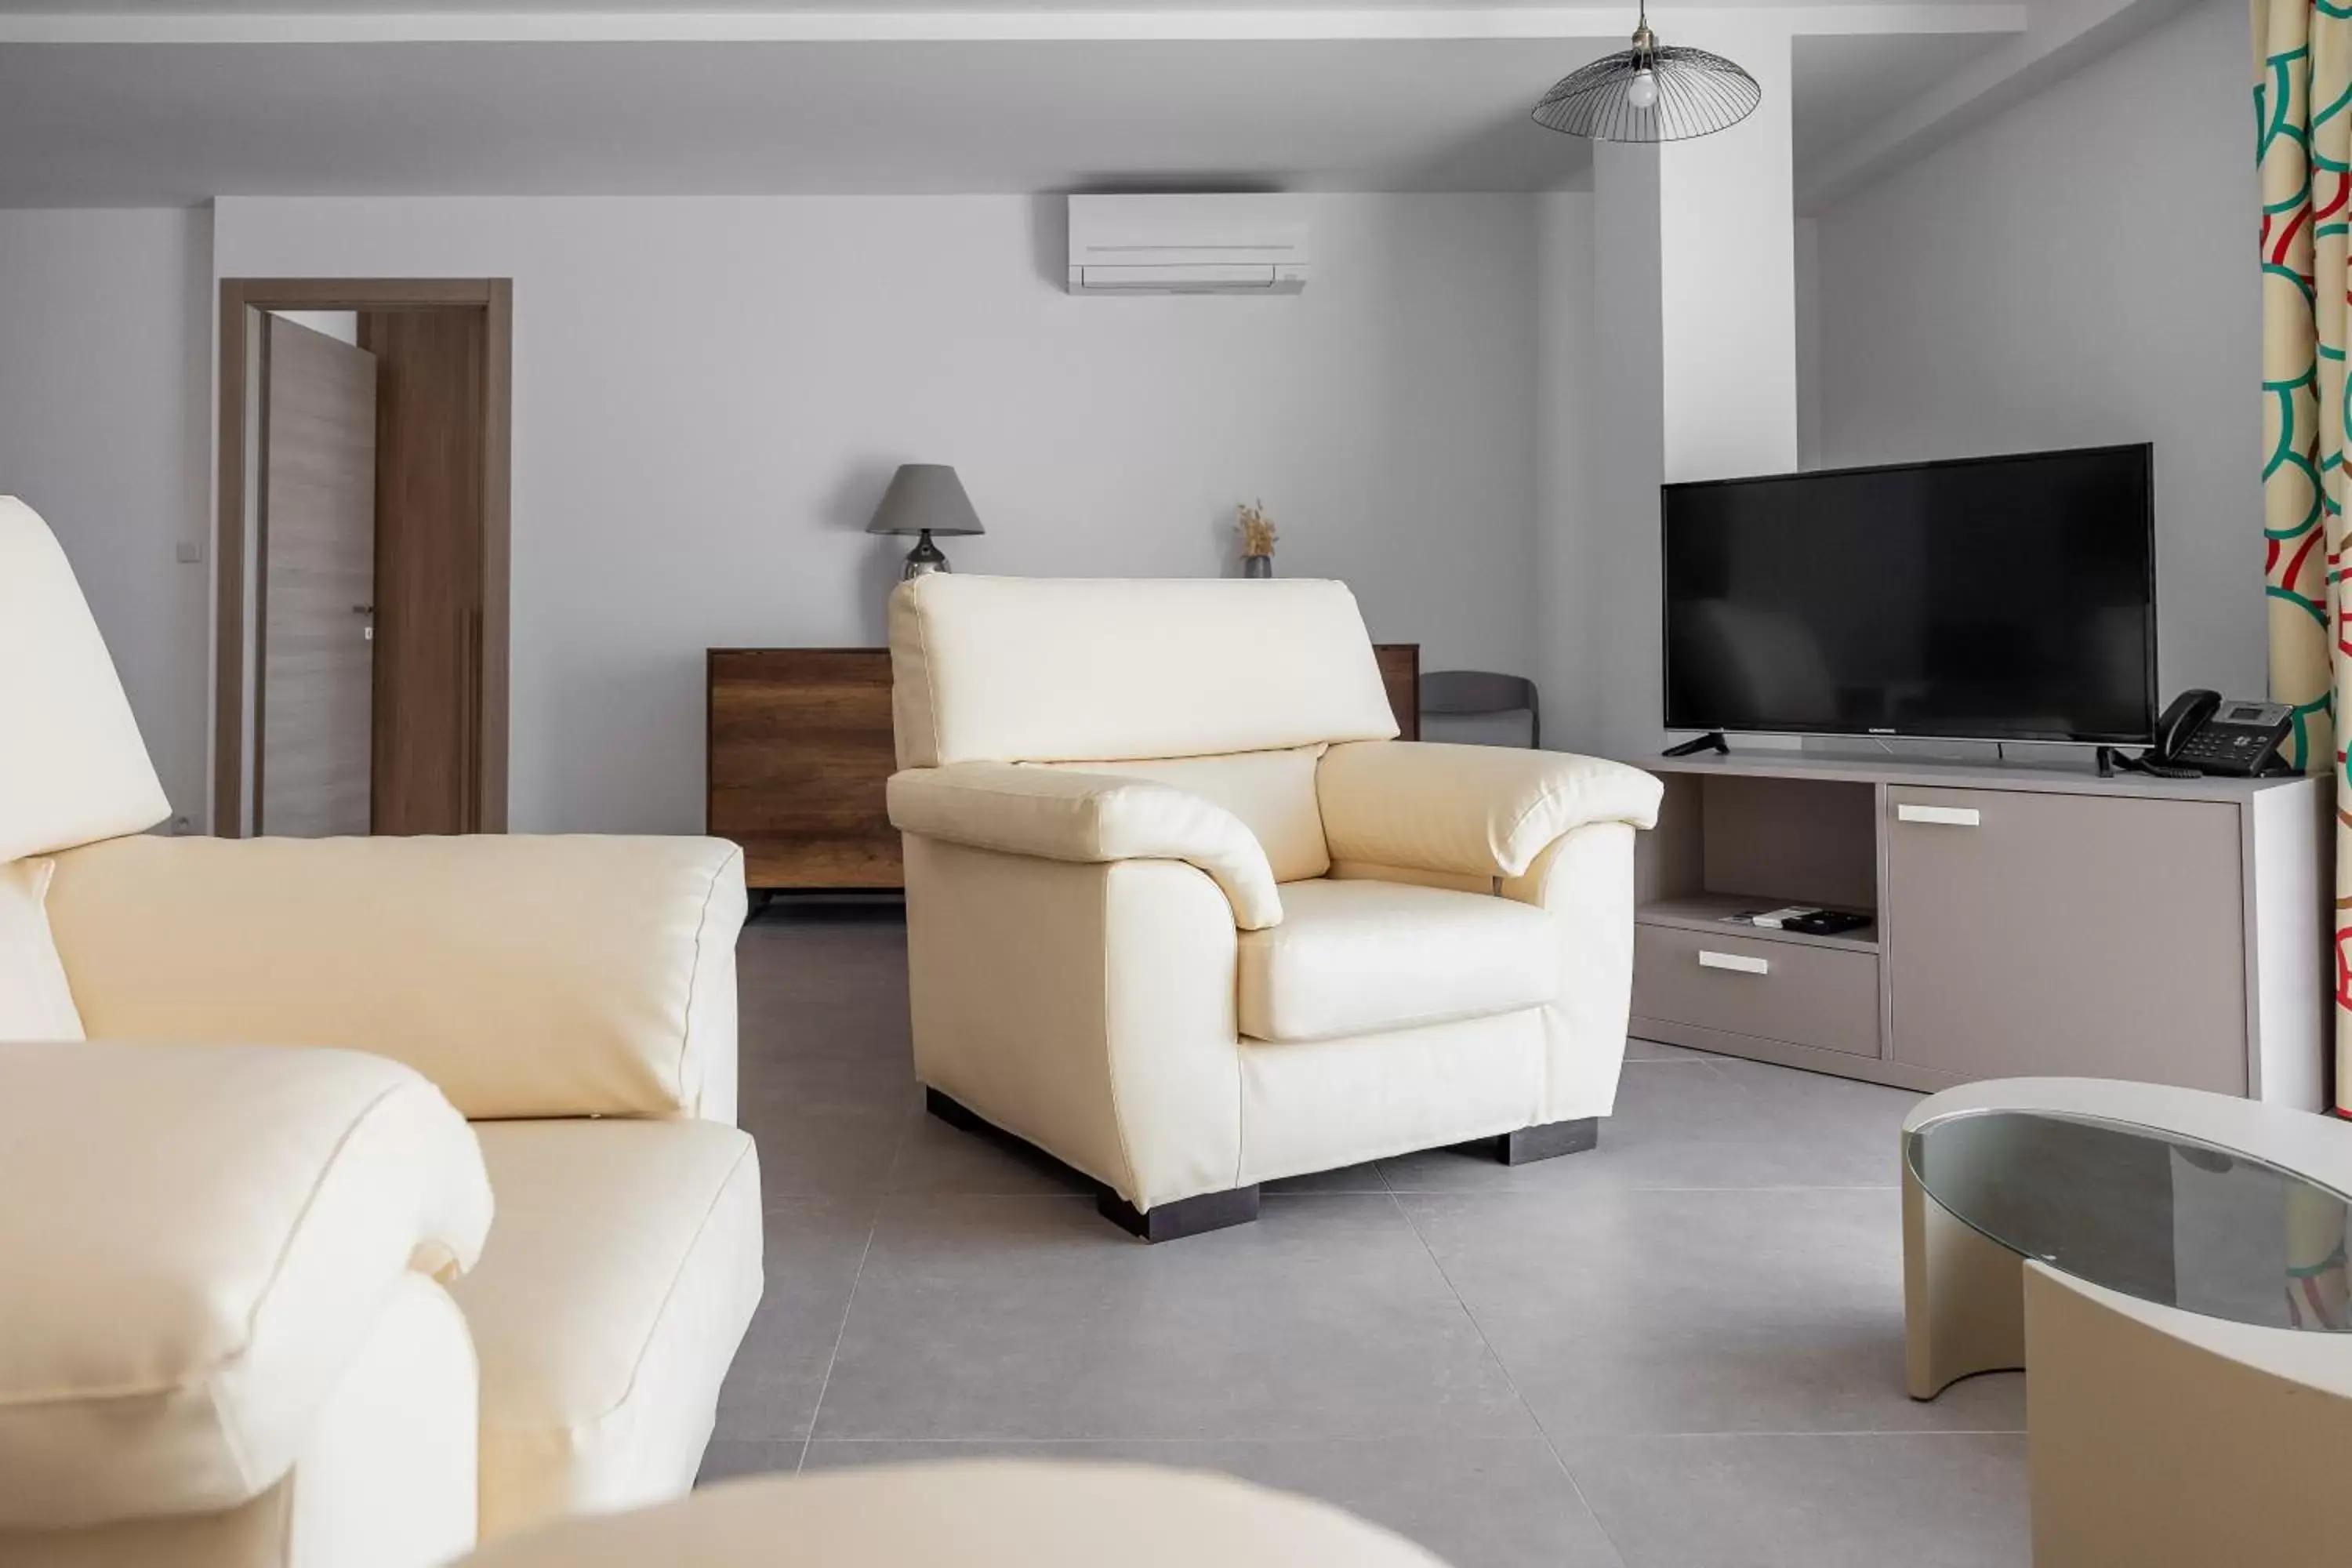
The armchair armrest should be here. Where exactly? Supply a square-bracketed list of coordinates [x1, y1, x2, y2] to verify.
[888, 762, 1283, 929]
[43, 833, 746, 1122]
[1318, 741, 1664, 880]
[0, 1042, 491, 1530]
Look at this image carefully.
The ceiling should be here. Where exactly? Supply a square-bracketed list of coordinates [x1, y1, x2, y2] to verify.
[1790, 29, 2007, 173]
[0, 0, 2022, 19]
[0, 2, 2046, 206]
[0, 38, 1621, 201]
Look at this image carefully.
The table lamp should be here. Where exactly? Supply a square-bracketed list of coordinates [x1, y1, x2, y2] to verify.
[868, 463, 985, 579]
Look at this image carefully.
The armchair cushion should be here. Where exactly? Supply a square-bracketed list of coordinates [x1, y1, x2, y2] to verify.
[452, 1119, 763, 1539]
[888, 762, 1283, 929]
[0, 1042, 491, 1530]
[1238, 877, 1560, 1042]
[1318, 742, 1664, 880]
[42, 833, 747, 1121]
[0, 858, 83, 1041]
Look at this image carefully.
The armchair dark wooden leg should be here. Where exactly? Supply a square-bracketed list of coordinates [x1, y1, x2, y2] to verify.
[925, 1087, 1262, 1242]
[1494, 1117, 1599, 1165]
[1097, 1185, 1261, 1243]
[924, 1086, 987, 1132]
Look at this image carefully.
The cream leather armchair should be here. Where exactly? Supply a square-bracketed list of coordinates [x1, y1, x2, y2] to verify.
[886, 575, 1662, 1241]
[0, 1042, 494, 1568]
[0, 498, 762, 1563]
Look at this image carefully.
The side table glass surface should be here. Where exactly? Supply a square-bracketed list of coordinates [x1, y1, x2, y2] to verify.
[1906, 1108, 2352, 1331]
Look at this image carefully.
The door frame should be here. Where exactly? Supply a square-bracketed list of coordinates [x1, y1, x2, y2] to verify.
[215, 278, 512, 835]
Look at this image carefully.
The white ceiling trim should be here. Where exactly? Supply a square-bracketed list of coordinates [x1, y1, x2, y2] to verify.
[0, 4, 2031, 44]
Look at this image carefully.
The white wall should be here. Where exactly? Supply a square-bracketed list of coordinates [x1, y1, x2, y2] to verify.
[203, 193, 1547, 833]
[1816, 0, 2261, 700]
[1794, 216, 1821, 470]
[0, 207, 213, 826]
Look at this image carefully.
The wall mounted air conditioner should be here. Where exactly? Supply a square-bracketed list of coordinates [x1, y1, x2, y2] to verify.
[1066, 194, 1311, 296]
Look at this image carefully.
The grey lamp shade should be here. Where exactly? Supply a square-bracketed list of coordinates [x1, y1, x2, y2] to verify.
[867, 464, 985, 538]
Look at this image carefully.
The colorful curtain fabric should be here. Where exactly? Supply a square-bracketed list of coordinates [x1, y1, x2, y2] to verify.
[2256, 0, 2352, 1113]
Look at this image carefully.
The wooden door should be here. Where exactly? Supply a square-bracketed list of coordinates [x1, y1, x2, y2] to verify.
[1886, 786, 2248, 1092]
[361, 308, 486, 833]
[259, 316, 377, 837]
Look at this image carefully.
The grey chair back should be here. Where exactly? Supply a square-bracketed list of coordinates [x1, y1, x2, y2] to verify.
[1419, 670, 1540, 749]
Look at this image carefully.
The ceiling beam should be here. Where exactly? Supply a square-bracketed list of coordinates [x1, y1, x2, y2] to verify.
[0, 4, 2032, 45]
[1797, 0, 2192, 209]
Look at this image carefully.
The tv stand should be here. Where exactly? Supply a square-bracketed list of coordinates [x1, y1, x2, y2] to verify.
[1630, 751, 2326, 1106]
[1661, 731, 1730, 758]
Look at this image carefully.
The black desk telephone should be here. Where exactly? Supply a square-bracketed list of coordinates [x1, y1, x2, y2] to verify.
[2135, 690, 2296, 778]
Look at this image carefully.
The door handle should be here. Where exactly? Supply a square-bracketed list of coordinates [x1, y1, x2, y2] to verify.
[1896, 804, 1980, 827]
[1698, 949, 1769, 975]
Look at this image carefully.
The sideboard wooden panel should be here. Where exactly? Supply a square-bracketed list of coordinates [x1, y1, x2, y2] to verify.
[707, 649, 902, 891]
[709, 643, 1421, 891]
[1376, 643, 1418, 750]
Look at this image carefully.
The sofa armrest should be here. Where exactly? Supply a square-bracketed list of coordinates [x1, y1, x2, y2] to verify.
[44, 833, 746, 1123]
[1318, 741, 1664, 880]
[0, 1042, 491, 1530]
[888, 762, 1283, 930]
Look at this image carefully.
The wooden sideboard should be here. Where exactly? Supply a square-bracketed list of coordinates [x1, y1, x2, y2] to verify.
[709, 644, 1420, 891]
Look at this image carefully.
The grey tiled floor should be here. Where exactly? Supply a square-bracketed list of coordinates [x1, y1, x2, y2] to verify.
[703, 905, 2028, 1567]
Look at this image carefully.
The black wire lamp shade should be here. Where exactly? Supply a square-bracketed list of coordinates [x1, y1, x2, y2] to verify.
[1530, 6, 1761, 143]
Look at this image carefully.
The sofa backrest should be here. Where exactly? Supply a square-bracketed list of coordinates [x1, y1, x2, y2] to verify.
[887, 575, 1399, 770]
[0, 499, 171, 863]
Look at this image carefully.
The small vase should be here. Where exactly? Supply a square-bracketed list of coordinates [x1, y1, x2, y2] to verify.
[1241, 554, 1273, 579]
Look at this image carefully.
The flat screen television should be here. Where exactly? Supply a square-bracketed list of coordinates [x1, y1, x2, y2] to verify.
[1661, 443, 2156, 746]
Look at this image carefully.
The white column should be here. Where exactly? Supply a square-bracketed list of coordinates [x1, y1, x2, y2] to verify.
[1658, 24, 1798, 485]
[1577, 23, 1798, 756]
[1589, 141, 1668, 756]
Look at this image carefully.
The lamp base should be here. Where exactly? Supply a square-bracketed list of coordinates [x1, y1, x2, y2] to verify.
[901, 529, 952, 580]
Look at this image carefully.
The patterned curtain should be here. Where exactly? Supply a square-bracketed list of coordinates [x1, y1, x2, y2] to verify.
[2256, 0, 2352, 1113]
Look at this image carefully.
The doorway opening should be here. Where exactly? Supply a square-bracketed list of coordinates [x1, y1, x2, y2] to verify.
[214, 279, 512, 837]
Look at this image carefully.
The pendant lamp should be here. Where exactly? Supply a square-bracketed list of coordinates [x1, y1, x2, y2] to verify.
[1530, 2, 1761, 143]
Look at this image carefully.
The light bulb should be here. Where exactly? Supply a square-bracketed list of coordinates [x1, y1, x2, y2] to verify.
[1626, 67, 1658, 110]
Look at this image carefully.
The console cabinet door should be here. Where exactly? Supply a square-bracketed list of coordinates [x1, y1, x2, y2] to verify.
[1886, 786, 2247, 1092]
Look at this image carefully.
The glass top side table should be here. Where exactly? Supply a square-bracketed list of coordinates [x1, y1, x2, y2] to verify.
[1906, 1106, 2352, 1335]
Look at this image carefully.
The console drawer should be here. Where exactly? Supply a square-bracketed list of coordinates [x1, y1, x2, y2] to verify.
[1632, 924, 1882, 1057]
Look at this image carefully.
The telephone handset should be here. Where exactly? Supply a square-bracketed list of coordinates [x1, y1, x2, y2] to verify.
[2142, 689, 2295, 777]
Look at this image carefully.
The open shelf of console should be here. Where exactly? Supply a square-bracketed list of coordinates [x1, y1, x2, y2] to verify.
[1629, 751, 2327, 1106]
[1635, 892, 1879, 955]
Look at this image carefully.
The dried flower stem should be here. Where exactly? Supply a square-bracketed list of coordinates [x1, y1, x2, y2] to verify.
[1237, 500, 1279, 557]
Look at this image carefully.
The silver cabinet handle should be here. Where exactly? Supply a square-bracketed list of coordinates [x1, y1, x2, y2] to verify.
[1897, 804, 1980, 826]
[1698, 949, 1769, 975]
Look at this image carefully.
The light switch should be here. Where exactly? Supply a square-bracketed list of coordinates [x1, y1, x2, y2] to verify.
[176, 540, 205, 564]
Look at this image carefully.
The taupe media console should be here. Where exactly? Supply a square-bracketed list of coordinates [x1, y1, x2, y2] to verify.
[1632, 753, 2329, 1108]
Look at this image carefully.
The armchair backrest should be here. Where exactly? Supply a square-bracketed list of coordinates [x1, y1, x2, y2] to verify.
[0, 499, 171, 863]
[887, 575, 1399, 768]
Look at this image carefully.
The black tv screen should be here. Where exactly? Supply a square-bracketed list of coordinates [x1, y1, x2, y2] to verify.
[1662, 444, 2156, 745]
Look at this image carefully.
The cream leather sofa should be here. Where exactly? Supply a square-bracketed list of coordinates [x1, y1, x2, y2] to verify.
[0, 497, 762, 1563]
[455, 1461, 1450, 1568]
[886, 575, 1663, 1240]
